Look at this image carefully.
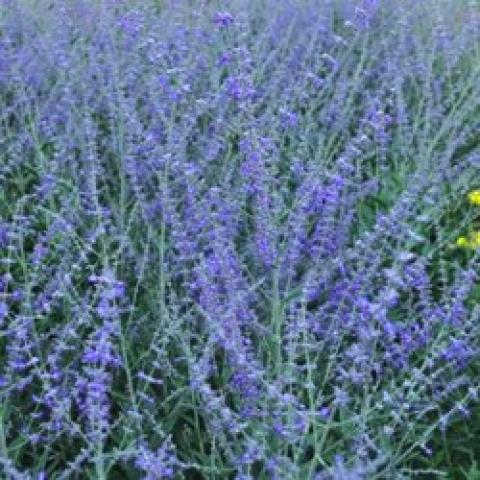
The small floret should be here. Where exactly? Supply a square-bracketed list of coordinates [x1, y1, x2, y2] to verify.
[214, 11, 234, 28]
[467, 189, 480, 206]
[456, 236, 469, 248]
[456, 232, 480, 249]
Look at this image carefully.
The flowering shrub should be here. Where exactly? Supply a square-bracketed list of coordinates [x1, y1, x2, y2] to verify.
[0, 0, 479, 478]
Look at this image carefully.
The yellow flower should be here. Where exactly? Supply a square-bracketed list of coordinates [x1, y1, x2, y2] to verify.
[467, 190, 480, 206]
[472, 231, 480, 248]
[456, 232, 480, 249]
[456, 236, 470, 248]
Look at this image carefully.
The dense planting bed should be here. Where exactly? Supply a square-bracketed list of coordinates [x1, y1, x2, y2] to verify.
[0, 1, 480, 478]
